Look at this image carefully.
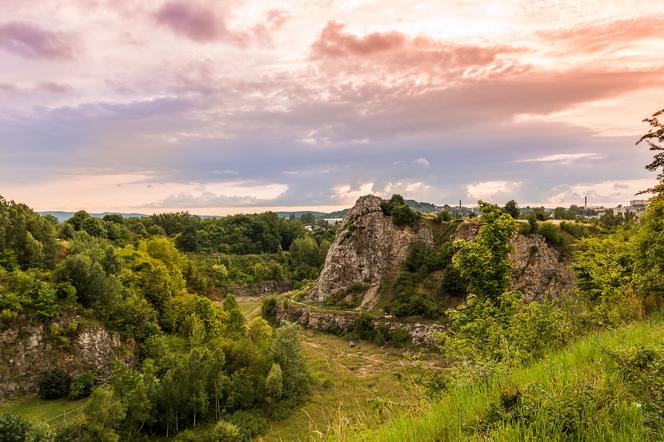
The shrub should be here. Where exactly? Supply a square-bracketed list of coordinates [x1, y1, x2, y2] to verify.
[386, 329, 409, 347]
[69, 372, 97, 400]
[39, 368, 71, 400]
[260, 297, 278, 324]
[0, 413, 54, 442]
[207, 421, 241, 442]
[227, 410, 268, 441]
[391, 204, 418, 226]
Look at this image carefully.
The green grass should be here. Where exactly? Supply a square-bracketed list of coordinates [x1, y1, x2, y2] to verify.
[0, 397, 89, 427]
[257, 330, 435, 441]
[337, 317, 663, 441]
[233, 297, 437, 442]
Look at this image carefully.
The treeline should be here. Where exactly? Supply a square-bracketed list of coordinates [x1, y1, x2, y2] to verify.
[0, 197, 312, 441]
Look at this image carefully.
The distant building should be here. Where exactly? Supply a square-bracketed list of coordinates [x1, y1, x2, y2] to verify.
[323, 218, 344, 225]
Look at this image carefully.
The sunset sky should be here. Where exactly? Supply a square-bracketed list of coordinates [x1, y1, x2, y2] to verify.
[1, 0, 662, 214]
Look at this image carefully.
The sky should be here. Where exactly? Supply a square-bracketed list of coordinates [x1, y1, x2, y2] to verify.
[0, 0, 662, 214]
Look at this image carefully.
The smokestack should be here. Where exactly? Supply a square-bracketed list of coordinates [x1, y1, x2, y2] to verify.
[584, 196, 587, 208]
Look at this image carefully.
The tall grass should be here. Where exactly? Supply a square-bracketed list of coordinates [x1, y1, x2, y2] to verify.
[334, 317, 663, 441]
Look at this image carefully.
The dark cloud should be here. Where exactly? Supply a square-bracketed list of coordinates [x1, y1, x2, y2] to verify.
[0, 22, 74, 59]
[154, 1, 278, 46]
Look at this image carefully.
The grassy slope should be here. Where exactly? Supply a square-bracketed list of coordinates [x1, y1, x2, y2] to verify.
[340, 317, 663, 442]
[0, 397, 88, 427]
[258, 330, 437, 441]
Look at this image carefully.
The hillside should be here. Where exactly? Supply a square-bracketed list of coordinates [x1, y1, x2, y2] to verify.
[338, 316, 664, 441]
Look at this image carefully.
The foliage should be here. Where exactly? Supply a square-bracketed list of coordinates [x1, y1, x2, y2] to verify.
[631, 197, 664, 303]
[502, 200, 520, 219]
[452, 202, 518, 301]
[636, 107, 664, 195]
[0, 413, 54, 442]
[68, 372, 97, 400]
[38, 369, 72, 400]
[380, 194, 419, 227]
[437, 291, 569, 366]
[227, 410, 268, 440]
[572, 231, 643, 326]
[261, 297, 278, 324]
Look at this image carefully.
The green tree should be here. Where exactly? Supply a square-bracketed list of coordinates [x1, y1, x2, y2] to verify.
[636, 108, 664, 195]
[265, 363, 283, 406]
[631, 197, 664, 301]
[223, 293, 246, 334]
[82, 387, 126, 442]
[503, 200, 520, 219]
[452, 202, 518, 301]
[271, 323, 309, 400]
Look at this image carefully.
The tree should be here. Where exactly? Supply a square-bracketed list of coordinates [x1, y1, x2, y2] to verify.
[82, 387, 126, 442]
[223, 293, 246, 334]
[264, 363, 283, 408]
[452, 202, 518, 302]
[631, 198, 664, 301]
[271, 323, 309, 400]
[175, 225, 199, 252]
[503, 200, 520, 219]
[636, 108, 664, 196]
[38, 368, 71, 399]
[300, 212, 316, 226]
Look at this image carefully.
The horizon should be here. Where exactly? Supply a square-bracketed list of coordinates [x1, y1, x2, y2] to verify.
[1, 1, 662, 213]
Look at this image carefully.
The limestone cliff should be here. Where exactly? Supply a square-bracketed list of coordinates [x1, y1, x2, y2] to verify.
[309, 196, 574, 307]
[307, 195, 433, 303]
[0, 318, 136, 399]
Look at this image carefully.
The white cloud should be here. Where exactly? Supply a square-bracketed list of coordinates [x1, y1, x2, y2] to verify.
[517, 152, 603, 165]
[0, 172, 288, 212]
[331, 182, 375, 205]
[544, 178, 657, 207]
[413, 157, 431, 167]
[466, 180, 522, 202]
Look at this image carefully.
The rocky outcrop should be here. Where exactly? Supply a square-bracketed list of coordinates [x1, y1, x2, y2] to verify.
[277, 303, 445, 346]
[231, 281, 292, 299]
[308, 195, 433, 303]
[510, 234, 574, 301]
[0, 319, 136, 400]
[455, 221, 574, 300]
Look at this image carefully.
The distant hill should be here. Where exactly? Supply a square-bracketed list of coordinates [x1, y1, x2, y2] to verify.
[41, 198, 439, 223]
[275, 211, 329, 219]
[39, 211, 147, 223]
[277, 198, 439, 220]
[404, 199, 439, 213]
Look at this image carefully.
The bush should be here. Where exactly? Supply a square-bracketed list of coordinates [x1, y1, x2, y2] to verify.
[538, 222, 570, 249]
[387, 329, 409, 347]
[39, 368, 71, 400]
[353, 312, 376, 340]
[0, 413, 54, 442]
[391, 204, 418, 226]
[207, 421, 241, 441]
[227, 410, 268, 441]
[260, 297, 278, 324]
[69, 372, 97, 400]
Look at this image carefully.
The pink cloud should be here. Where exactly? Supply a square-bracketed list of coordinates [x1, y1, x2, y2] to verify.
[154, 1, 279, 46]
[539, 16, 664, 53]
[0, 22, 74, 59]
[37, 81, 74, 94]
[155, 1, 223, 42]
[311, 21, 521, 78]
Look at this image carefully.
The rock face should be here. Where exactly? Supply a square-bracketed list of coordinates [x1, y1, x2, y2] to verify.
[308, 195, 433, 303]
[455, 221, 575, 300]
[277, 303, 445, 346]
[230, 281, 292, 299]
[510, 234, 574, 301]
[0, 320, 135, 399]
